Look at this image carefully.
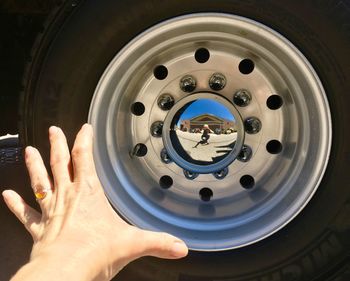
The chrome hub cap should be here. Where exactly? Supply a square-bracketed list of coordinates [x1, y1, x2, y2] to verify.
[162, 92, 245, 174]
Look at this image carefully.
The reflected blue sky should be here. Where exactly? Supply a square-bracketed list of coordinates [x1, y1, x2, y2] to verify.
[178, 99, 235, 124]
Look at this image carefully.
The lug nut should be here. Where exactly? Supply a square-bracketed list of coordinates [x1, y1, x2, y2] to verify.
[180, 75, 197, 92]
[209, 73, 226, 91]
[213, 167, 229, 180]
[244, 117, 262, 134]
[233, 89, 251, 107]
[158, 94, 175, 111]
[183, 170, 199, 180]
[150, 121, 163, 137]
[160, 148, 172, 164]
[237, 145, 252, 162]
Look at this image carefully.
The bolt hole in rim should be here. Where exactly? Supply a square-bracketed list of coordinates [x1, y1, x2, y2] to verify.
[266, 140, 283, 154]
[240, 175, 255, 189]
[154, 65, 169, 80]
[88, 14, 331, 251]
[131, 102, 145, 116]
[238, 58, 255, 74]
[195, 48, 210, 63]
[159, 175, 173, 189]
[200, 188, 214, 202]
[267, 94, 284, 110]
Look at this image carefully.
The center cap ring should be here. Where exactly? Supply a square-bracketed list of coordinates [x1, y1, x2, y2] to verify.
[162, 92, 245, 174]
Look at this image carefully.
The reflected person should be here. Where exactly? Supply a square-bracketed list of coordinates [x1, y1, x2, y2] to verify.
[193, 124, 214, 148]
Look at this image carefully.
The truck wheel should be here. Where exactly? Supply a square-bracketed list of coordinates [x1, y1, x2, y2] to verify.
[20, 1, 350, 280]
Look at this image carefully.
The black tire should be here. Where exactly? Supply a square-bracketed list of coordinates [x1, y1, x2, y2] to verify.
[20, 1, 350, 280]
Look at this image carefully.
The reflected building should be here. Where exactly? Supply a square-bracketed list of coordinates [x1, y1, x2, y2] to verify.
[180, 114, 235, 133]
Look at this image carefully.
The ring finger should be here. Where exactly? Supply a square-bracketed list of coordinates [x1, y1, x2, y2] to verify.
[25, 146, 53, 215]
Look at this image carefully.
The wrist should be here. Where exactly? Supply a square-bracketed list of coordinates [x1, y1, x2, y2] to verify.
[11, 253, 92, 281]
[13, 242, 107, 281]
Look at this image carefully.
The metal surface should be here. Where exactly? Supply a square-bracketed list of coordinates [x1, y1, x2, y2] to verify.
[88, 14, 331, 251]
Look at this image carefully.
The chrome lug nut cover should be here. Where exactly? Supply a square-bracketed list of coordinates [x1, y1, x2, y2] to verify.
[183, 170, 199, 180]
[150, 121, 163, 137]
[160, 148, 172, 164]
[244, 117, 262, 134]
[237, 145, 253, 162]
[158, 94, 175, 111]
[213, 167, 229, 180]
[233, 89, 252, 107]
[209, 73, 226, 91]
[180, 75, 197, 92]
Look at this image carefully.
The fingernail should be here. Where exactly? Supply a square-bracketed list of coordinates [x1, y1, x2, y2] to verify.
[171, 241, 188, 258]
[83, 124, 93, 136]
[49, 126, 59, 135]
[25, 146, 35, 155]
[83, 123, 92, 131]
[2, 190, 14, 201]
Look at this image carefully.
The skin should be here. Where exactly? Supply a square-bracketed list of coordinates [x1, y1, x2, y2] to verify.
[2, 124, 188, 281]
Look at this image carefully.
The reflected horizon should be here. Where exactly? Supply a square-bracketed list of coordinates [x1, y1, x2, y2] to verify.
[176, 99, 235, 128]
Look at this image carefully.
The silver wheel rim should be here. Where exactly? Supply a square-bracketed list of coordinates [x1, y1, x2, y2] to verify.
[88, 13, 332, 251]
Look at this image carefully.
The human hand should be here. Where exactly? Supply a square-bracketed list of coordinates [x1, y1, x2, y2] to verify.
[2, 124, 188, 281]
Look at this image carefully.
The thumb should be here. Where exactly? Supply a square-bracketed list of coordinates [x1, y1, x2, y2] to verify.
[135, 229, 188, 259]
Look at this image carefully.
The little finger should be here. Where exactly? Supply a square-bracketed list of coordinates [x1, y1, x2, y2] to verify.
[2, 190, 41, 241]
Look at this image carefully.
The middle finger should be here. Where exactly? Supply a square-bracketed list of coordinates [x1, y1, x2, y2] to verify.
[49, 126, 72, 186]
